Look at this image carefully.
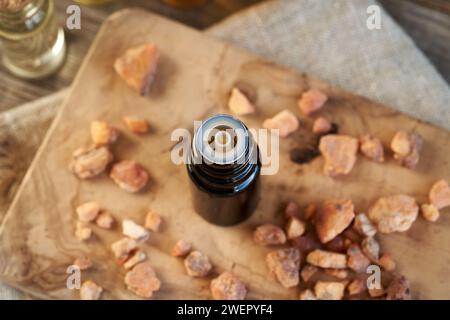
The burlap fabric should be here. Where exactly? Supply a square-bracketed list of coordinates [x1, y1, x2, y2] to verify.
[0, 0, 448, 299]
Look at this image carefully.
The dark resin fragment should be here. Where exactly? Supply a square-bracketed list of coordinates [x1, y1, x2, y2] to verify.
[290, 147, 320, 164]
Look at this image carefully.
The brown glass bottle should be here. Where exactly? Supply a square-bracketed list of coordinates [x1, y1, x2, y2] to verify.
[187, 114, 261, 226]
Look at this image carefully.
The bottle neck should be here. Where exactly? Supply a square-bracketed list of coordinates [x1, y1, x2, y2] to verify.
[188, 135, 261, 194]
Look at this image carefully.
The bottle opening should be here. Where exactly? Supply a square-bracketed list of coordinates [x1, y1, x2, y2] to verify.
[193, 114, 248, 165]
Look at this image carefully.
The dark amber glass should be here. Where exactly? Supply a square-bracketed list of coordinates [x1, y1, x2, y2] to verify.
[187, 114, 261, 226]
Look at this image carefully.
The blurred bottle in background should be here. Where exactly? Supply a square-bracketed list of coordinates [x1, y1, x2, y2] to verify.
[74, 0, 207, 9]
[0, 0, 66, 79]
[163, 0, 208, 9]
[74, 0, 113, 5]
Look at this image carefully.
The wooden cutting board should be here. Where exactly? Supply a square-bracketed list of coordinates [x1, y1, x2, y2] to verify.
[0, 9, 449, 300]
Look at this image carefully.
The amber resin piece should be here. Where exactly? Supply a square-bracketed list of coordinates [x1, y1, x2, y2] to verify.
[122, 219, 150, 241]
[346, 244, 370, 273]
[324, 268, 348, 279]
[70, 146, 113, 179]
[111, 238, 138, 261]
[313, 117, 332, 135]
[80, 280, 103, 300]
[145, 210, 163, 232]
[306, 249, 347, 269]
[291, 232, 323, 255]
[390, 131, 412, 156]
[368, 287, 385, 298]
[361, 237, 380, 262]
[298, 89, 328, 116]
[184, 251, 212, 278]
[314, 281, 345, 300]
[124, 261, 161, 298]
[76, 201, 100, 223]
[228, 87, 256, 116]
[421, 204, 440, 222]
[315, 199, 355, 243]
[299, 289, 317, 300]
[359, 134, 384, 162]
[347, 279, 366, 296]
[285, 217, 306, 240]
[301, 264, 318, 282]
[110, 160, 149, 193]
[390, 131, 423, 169]
[95, 211, 115, 229]
[325, 235, 346, 253]
[124, 116, 150, 134]
[319, 135, 358, 176]
[367, 194, 418, 233]
[353, 213, 377, 238]
[378, 253, 396, 272]
[90, 121, 119, 146]
[254, 224, 287, 246]
[303, 204, 317, 221]
[114, 43, 160, 96]
[266, 248, 300, 288]
[75, 222, 93, 241]
[171, 240, 192, 257]
[262, 110, 299, 138]
[210, 272, 247, 300]
[429, 179, 450, 210]
[124, 250, 147, 270]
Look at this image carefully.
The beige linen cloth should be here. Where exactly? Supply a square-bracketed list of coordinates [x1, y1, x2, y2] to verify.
[0, 0, 449, 299]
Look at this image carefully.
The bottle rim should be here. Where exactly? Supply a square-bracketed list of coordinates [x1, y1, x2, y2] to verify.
[192, 114, 249, 166]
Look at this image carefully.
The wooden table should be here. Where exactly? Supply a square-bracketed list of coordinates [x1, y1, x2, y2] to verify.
[2, 9, 450, 299]
[0, 0, 448, 112]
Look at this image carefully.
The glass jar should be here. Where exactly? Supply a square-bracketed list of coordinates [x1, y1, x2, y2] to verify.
[0, 0, 66, 79]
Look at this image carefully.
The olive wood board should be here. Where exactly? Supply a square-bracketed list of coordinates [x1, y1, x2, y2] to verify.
[0, 9, 449, 300]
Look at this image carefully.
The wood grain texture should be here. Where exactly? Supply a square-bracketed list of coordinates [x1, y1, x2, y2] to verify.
[408, 0, 450, 14]
[0, 9, 449, 300]
[0, 90, 66, 223]
[0, 0, 448, 111]
[380, 0, 450, 83]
